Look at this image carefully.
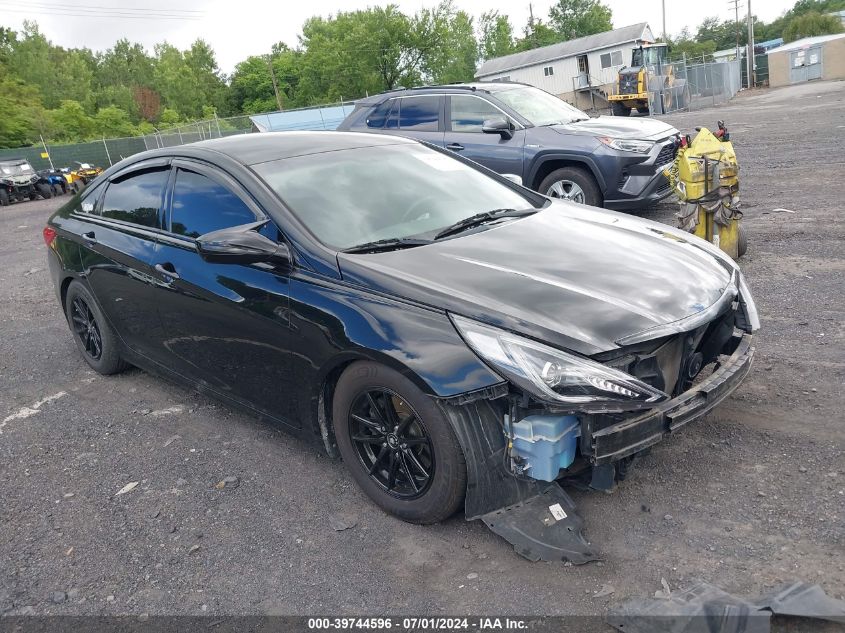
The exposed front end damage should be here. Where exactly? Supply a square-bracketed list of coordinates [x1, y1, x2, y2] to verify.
[441, 274, 757, 563]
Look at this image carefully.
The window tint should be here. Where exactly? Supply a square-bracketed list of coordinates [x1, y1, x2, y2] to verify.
[398, 96, 439, 131]
[449, 96, 504, 133]
[366, 99, 397, 128]
[170, 169, 255, 239]
[101, 168, 168, 228]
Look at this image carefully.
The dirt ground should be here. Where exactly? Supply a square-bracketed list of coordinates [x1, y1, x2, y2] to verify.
[1, 81, 843, 625]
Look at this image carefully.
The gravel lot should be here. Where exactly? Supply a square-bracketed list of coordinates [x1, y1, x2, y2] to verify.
[1, 81, 843, 624]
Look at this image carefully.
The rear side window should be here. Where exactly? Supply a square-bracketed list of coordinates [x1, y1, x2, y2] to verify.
[169, 169, 256, 239]
[79, 182, 105, 214]
[366, 99, 397, 129]
[101, 168, 168, 228]
[398, 96, 440, 131]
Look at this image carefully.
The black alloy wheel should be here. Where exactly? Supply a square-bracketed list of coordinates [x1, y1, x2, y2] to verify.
[348, 389, 434, 499]
[70, 296, 103, 360]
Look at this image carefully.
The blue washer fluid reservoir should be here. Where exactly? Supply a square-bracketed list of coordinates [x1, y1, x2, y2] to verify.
[509, 415, 580, 482]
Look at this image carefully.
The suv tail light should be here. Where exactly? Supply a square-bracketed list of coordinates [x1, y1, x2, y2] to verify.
[43, 226, 57, 247]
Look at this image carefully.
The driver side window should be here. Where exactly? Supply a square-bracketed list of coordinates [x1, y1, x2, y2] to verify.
[169, 169, 257, 239]
[449, 95, 506, 133]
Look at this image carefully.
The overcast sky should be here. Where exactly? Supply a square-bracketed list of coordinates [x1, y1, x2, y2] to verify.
[1, 0, 797, 74]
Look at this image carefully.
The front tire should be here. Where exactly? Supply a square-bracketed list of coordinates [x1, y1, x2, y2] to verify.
[333, 361, 466, 524]
[0, 189, 8, 206]
[37, 183, 53, 199]
[65, 281, 130, 375]
[538, 166, 602, 207]
[612, 101, 631, 116]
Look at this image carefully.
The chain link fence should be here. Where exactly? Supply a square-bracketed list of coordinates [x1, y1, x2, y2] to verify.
[0, 101, 356, 172]
[646, 59, 742, 116]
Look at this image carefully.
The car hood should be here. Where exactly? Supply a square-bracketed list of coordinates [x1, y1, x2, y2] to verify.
[338, 203, 734, 356]
[550, 116, 677, 141]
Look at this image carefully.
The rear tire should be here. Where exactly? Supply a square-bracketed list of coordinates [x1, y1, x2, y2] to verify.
[612, 102, 631, 116]
[538, 166, 602, 207]
[333, 361, 466, 524]
[65, 281, 130, 375]
[636, 106, 650, 114]
[37, 183, 53, 199]
[737, 224, 748, 258]
[0, 189, 8, 206]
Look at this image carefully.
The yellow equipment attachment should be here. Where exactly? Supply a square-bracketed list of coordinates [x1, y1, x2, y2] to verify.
[664, 124, 746, 259]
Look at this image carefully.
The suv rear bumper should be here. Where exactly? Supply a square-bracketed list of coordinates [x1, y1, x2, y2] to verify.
[588, 333, 754, 464]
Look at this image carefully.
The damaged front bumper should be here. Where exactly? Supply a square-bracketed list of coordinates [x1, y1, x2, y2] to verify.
[588, 331, 754, 465]
[440, 331, 754, 563]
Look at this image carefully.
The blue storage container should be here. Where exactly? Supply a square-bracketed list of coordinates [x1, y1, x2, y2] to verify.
[509, 415, 580, 482]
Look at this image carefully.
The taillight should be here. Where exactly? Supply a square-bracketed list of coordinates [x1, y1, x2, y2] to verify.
[43, 226, 57, 247]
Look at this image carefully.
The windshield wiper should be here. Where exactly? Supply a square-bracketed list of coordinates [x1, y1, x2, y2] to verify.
[341, 237, 432, 254]
[434, 208, 537, 240]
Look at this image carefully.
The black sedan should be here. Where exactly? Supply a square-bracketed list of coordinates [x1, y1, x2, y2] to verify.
[45, 132, 759, 561]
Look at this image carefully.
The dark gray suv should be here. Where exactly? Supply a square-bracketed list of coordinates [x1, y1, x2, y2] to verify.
[337, 82, 680, 210]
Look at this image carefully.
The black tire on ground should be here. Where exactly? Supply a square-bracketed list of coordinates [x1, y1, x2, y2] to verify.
[37, 183, 53, 199]
[64, 280, 130, 375]
[636, 106, 650, 114]
[52, 184, 63, 196]
[612, 101, 631, 116]
[537, 166, 603, 207]
[29, 191, 37, 200]
[0, 188, 8, 206]
[72, 181, 83, 194]
[333, 361, 467, 524]
[737, 224, 748, 258]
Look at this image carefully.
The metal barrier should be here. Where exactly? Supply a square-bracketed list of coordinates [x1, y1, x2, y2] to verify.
[0, 100, 357, 172]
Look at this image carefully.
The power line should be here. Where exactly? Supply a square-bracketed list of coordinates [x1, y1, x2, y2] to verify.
[0, 0, 203, 12]
[0, 7, 203, 20]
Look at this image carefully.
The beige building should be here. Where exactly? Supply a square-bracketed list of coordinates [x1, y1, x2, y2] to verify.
[766, 33, 845, 88]
[474, 23, 655, 111]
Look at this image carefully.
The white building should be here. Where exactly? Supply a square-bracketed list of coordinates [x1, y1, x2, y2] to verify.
[475, 23, 655, 110]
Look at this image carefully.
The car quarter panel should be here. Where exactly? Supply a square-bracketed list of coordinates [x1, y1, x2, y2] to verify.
[286, 271, 505, 431]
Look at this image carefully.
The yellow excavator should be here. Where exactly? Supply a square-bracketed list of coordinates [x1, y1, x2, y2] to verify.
[608, 43, 689, 116]
[664, 121, 746, 259]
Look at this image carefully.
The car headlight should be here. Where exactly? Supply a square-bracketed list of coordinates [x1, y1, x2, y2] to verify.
[451, 315, 667, 410]
[598, 137, 655, 154]
[737, 272, 760, 332]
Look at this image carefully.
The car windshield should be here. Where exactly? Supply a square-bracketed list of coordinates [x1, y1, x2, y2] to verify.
[254, 143, 538, 250]
[494, 86, 589, 126]
[0, 162, 33, 176]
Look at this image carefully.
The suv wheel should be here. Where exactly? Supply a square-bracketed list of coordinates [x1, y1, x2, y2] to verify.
[333, 361, 466, 524]
[539, 167, 602, 207]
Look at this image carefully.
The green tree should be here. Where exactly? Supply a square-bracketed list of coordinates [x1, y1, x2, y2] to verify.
[0, 63, 45, 148]
[548, 0, 613, 40]
[427, 9, 478, 83]
[94, 105, 137, 137]
[479, 11, 514, 60]
[158, 108, 182, 127]
[515, 19, 560, 52]
[783, 11, 844, 41]
[48, 100, 94, 141]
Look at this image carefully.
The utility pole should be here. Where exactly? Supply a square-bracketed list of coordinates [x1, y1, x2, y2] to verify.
[268, 54, 283, 112]
[746, 0, 754, 88]
[728, 0, 743, 62]
[661, 0, 666, 42]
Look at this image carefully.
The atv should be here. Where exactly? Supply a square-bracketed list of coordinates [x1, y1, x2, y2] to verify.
[38, 168, 69, 196]
[0, 159, 53, 206]
[72, 162, 102, 185]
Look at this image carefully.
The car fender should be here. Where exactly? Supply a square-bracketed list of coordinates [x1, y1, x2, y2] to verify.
[527, 152, 608, 194]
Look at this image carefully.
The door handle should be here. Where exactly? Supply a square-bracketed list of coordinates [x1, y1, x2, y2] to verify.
[81, 231, 96, 244]
[154, 263, 180, 280]
[446, 143, 465, 151]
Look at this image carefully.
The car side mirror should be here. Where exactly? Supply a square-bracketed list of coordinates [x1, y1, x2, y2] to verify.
[196, 223, 290, 267]
[482, 118, 513, 139]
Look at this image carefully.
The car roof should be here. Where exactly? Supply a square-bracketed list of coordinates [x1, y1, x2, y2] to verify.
[190, 131, 416, 165]
[353, 81, 531, 105]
